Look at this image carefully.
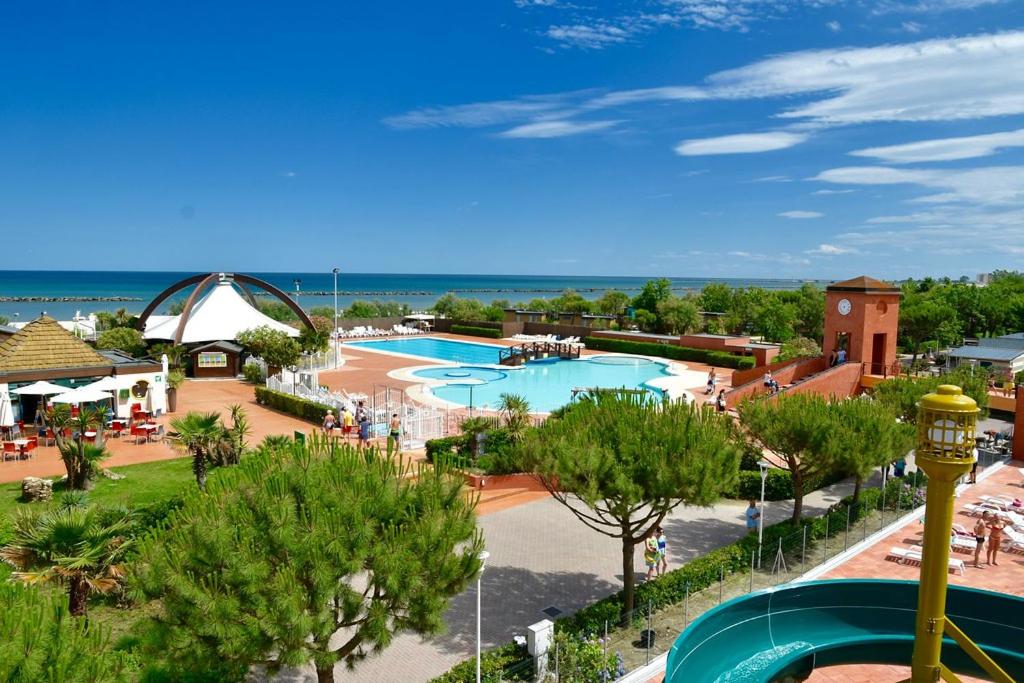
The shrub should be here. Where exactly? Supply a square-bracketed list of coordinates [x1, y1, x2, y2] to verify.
[450, 324, 503, 339]
[242, 363, 264, 384]
[429, 642, 530, 683]
[583, 337, 756, 370]
[253, 387, 332, 424]
[425, 436, 464, 463]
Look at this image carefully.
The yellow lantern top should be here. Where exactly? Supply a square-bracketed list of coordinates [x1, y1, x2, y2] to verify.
[917, 385, 979, 461]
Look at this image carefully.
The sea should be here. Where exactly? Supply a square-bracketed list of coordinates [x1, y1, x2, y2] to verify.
[0, 271, 826, 321]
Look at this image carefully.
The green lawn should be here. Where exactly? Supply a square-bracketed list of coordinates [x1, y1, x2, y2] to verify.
[0, 457, 195, 519]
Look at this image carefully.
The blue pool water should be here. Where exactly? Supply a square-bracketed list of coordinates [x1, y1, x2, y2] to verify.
[414, 356, 670, 412]
[345, 337, 504, 365]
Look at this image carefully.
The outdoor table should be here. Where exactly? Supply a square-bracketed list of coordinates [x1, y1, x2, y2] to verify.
[13, 439, 28, 458]
[139, 424, 159, 442]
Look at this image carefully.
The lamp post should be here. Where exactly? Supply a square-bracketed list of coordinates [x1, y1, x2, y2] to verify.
[293, 278, 301, 298]
[332, 268, 340, 368]
[910, 385, 978, 682]
[758, 460, 769, 568]
[476, 550, 490, 683]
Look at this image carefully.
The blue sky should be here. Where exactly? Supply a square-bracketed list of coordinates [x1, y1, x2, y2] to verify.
[2, 1, 1022, 279]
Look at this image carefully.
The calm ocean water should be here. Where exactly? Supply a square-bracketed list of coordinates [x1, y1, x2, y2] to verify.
[0, 271, 823, 321]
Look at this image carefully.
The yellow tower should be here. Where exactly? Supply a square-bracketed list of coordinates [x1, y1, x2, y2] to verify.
[911, 385, 1012, 683]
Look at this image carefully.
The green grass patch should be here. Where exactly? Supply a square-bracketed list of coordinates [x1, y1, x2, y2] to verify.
[0, 457, 194, 519]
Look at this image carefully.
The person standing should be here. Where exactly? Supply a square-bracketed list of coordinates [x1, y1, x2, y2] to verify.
[387, 413, 401, 457]
[356, 401, 370, 450]
[837, 348, 847, 364]
[705, 369, 717, 395]
[644, 530, 660, 581]
[987, 515, 1006, 566]
[974, 513, 989, 568]
[656, 526, 668, 576]
[322, 410, 336, 434]
[342, 407, 354, 441]
[746, 500, 761, 533]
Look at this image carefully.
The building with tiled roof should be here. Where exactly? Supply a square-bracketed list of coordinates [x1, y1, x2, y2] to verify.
[0, 316, 167, 422]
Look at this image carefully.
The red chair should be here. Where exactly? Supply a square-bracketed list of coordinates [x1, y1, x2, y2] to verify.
[129, 425, 147, 445]
[22, 438, 37, 459]
[71, 405, 80, 418]
[42, 428, 56, 447]
[1, 442, 15, 462]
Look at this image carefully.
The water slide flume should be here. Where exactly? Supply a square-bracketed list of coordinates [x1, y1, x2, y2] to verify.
[665, 579, 1024, 682]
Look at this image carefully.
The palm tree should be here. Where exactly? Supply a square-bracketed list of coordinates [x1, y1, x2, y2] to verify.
[48, 405, 109, 490]
[170, 411, 223, 489]
[0, 505, 132, 616]
[497, 393, 532, 442]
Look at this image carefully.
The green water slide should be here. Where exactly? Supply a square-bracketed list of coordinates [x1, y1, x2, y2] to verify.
[665, 579, 1024, 682]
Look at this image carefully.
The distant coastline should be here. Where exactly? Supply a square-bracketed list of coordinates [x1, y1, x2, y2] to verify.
[0, 270, 828, 320]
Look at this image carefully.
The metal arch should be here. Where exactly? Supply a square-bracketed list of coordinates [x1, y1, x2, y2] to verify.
[172, 273, 220, 345]
[235, 282, 259, 308]
[135, 272, 210, 332]
[231, 273, 316, 332]
[135, 272, 316, 341]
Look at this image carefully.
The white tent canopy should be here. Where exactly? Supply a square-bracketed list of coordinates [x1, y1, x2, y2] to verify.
[50, 387, 114, 404]
[12, 381, 68, 395]
[143, 281, 299, 344]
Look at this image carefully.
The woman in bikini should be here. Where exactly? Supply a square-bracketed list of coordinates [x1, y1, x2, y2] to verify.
[987, 514, 1006, 566]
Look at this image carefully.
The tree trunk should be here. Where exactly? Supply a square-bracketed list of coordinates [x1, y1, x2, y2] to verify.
[621, 537, 635, 625]
[852, 476, 863, 505]
[791, 471, 804, 523]
[315, 665, 334, 683]
[194, 452, 207, 490]
[68, 576, 89, 616]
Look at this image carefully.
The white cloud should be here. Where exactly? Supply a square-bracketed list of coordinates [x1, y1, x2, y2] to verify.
[811, 188, 855, 195]
[706, 32, 1024, 124]
[901, 21, 924, 32]
[675, 131, 807, 155]
[826, 20, 842, 32]
[807, 243, 856, 254]
[851, 128, 1024, 163]
[544, 13, 680, 49]
[813, 165, 1024, 204]
[727, 250, 811, 265]
[498, 119, 619, 138]
[753, 175, 792, 182]
[280, 171, 296, 178]
[387, 31, 1024, 150]
[383, 93, 580, 129]
[779, 210, 824, 218]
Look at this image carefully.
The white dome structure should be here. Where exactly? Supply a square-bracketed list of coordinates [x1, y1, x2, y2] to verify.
[140, 273, 308, 345]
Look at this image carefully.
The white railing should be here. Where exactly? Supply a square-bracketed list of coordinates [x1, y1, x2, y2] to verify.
[264, 376, 450, 448]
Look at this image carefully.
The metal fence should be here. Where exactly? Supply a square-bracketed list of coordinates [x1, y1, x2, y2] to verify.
[473, 448, 1011, 682]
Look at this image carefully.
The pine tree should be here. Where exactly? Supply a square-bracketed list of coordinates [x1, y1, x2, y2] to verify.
[518, 393, 740, 623]
[131, 437, 483, 682]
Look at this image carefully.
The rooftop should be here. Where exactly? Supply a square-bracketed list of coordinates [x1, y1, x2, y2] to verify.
[948, 346, 1024, 362]
[827, 275, 899, 293]
[0, 316, 113, 374]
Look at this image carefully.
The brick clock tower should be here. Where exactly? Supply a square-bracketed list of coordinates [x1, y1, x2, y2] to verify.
[822, 276, 901, 375]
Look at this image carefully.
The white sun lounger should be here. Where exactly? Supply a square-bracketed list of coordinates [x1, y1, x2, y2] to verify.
[888, 546, 966, 574]
[950, 535, 975, 554]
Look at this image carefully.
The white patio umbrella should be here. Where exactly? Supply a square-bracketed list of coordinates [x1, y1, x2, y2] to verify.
[12, 380, 67, 396]
[0, 390, 14, 429]
[84, 376, 123, 391]
[50, 387, 114, 404]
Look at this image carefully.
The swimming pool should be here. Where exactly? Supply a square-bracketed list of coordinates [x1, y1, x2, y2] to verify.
[413, 356, 671, 413]
[345, 337, 503, 365]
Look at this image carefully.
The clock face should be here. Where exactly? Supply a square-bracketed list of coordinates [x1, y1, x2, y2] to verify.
[838, 298, 852, 316]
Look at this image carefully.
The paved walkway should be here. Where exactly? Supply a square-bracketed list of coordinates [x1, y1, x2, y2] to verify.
[272, 478, 861, 682]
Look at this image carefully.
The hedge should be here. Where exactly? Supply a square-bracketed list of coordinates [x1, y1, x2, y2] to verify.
[583, 337, 757, 370]
[254, 386, 333, 424]
[451, 324, 503, 339]
[431, 485, 895, 682]
[725, 466, 851, 502]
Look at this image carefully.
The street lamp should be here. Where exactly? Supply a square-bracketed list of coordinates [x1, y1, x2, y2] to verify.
[476, 550, 490, 683]
[910, 385, 986, 682]
[332, 268, 340, 368]
[293, 278, 302, 297]
[757, 459, 770, 568]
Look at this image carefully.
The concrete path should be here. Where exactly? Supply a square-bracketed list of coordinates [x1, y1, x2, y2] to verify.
[273, 477, 861, 683]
